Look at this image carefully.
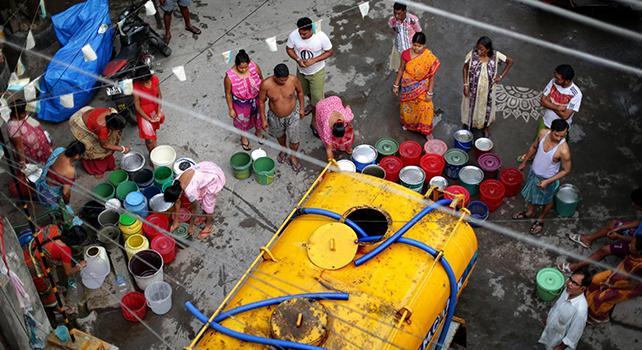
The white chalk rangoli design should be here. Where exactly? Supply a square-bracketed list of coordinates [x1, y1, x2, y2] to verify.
[495, 84, 542, 122]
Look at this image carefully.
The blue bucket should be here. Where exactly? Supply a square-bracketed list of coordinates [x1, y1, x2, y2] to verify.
[444, 149, 469, 180]
[18, 229, 34, 246]
[453, 129, 474, 152]
[467, 200, 489, 228]
[124, 191, 148, 218]
[352, 144, 378, 172]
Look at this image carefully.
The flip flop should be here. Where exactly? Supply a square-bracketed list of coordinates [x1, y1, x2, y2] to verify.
[290, 159, 302, 173]
[530, 221, 544, 234]
[512, 211, 530, 220]
[197, 226, 213, 240]
[185, 25, 202, 35]
[556, 262, 572, 275]
[241, 140, 251, 151]
[568, 233, 590, 249]
[277, 152, 287, 164]
[310, 125, 320, 138]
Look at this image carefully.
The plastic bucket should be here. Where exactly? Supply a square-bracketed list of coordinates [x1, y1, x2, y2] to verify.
[119, 214, 143, 240]
[352, 144, 378, 172]
[499, 168, 524, 197]
[336, 159, 356, 172]
[424, 139, 448, 156]
[171, 223, 190, 242]
[375, 138, 399, 159]
[98, 209, 119, 227]
[429, 176, 448, 191]
[252, 157, 275, 185]
[121, 291, 147, 322]
[466, 200, 489, 228]
[444, 149, 469, 179]
[116, 181, 139, 201]
[131, 168, 154, 189]
[149, 193, 173, 212]
[399, 141, 423, 167]
[480, 179, 506, 212]
[97, 226, 120, 249]
[93, 182, 115, 201]
[536, 267, 565, 301]
[444, 185, 470, 207]
[361, 164, 386, 179]
[141, 186, 162, 202]
[458, 166, 484, 197]
[230, 152, 252, 180]
[80, 260, 110, 289]
[419, 154, 445, 182]
[153, 166, 174, 188]
[105, 198, 121, 210]
[399, 166, 425, 193]
[379, 156, 403, 182]
[125, 234, 149, 260]
[478, 153, 502, 179]
[173, 157, 195, 176]
[144, 281, 172, 315]
[125, 191, 148, 218]
[151, 235, 177, 265]
[128, 250, 164, 291]
[121, 152, 145, 174]
[251, 148, 267, 161]
[143, 213, 170, 240]
[150, 145, 176, 168]
[453, 129, 474, 152]
[555, 184, 581, 217]
[473, 138, 494, 159]
[108, 169, 129, 187]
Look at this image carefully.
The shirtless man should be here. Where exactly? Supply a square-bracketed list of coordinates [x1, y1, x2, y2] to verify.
[259, 64, 305, 172]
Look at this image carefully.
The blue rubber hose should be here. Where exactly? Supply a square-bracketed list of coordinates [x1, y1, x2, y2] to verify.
[396, 237, 458, 350]
[298, 208, 368, 238]
[354, 199, 451, 266]
[185, 292, 349, 350]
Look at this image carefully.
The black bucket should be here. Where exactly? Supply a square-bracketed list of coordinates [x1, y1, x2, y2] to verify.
[131, 168, 155, 189]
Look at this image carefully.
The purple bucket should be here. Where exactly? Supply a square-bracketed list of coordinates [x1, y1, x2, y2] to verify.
[478, 153, 502, 179]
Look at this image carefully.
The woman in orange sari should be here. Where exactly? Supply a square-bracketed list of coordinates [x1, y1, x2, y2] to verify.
[393, 32, 440, 138]
[586, 238, 642, 323]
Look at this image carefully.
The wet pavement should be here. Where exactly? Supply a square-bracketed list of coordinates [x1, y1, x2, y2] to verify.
[2, 0, 641, 349]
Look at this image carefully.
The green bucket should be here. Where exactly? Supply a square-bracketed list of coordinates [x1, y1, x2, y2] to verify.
[116, 180, 138, 201]
[230, 152, 252, 180]
[107, 169, 129, 187]
[252, 157, 276, 185]
[171, 223, 190, 241]
[555, 184, 580, 217]
[93, 182, 115, 201]
[154, 166, 174, 188]
[375, 138, 399, 158]
[536, 267, 565, 302]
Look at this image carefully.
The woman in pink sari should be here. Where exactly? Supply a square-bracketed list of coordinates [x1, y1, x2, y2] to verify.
[5, 99, 51, 166]
[314, 96, 354, 161]
[224, 50, 264, 150]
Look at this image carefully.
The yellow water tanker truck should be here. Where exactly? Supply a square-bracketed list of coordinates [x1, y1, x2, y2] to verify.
[186, 163, 478, 349]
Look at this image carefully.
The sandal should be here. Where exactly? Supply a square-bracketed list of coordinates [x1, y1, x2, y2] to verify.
[310, 125, 320, 138]
[277, 152, 287, 164]
[185, 25, 202, 35]
[568, 233, 590, 249]
[512, 211, 531, 220]
[517, 153, 528, 163]
[241, 140, 251, 151]
[290, 159, 302, 173]
[556, 262, 572, 275]
[587, 315, 610, 325]
[530, 220, 544, 234]
[197, 226, 213, 240]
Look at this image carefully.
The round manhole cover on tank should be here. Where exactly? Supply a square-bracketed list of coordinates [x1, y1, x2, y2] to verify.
[270, 298, 329, 346]
[307, 223, 358, 270]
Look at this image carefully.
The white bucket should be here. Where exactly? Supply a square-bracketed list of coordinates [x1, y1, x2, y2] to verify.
[144, 281, 172, 315]
[336, 159, 356, 172]
[128, 249, 164, 291]
[251, 148, 267, 161]
[150, 145, 177, 168]
[80, 253, 110, 290]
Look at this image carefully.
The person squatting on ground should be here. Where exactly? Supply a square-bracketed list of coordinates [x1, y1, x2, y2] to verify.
[258, 64, 306, 172]
[224, 49, 264, 150]
[158, 0, 201, 44]
[559, 188, 642, 274]
[513, 119, 571, 234]
[314, 96, 355, 161]
[286, 17, 333, 137]
[388, 2, 422, 72]
[35, 141, 85, 209]
[461, 36, 513, 137]
[393, 32, 440, 138]
[538, 269, 591, 350]
[164, 161, 225, 239]
[133, 67, 165, 154]
[68, 106, 131, 177]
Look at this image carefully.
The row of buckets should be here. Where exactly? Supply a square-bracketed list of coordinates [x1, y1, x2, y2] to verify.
[340, 132, 581, 225]
[230, 148, 276, 185]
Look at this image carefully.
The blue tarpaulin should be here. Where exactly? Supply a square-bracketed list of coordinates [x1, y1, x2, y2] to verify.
[37, 0, 113, 122]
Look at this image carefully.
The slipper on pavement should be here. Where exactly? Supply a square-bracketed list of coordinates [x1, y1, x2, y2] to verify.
[568, 233, 590, 249]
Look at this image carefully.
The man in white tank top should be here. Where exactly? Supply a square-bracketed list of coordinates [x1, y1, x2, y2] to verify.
[513, 119, 572, 234]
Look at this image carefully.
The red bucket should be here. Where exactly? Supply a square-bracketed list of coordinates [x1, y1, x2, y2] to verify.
[379, 156, 404, 182]
[480, 180, 506, 212]
[420, 154, 445, 182]
[499, 168, 524, 197]
[143, 213, 170, 240]
[399, 141, 423, 167]
[121, 291, 147, 322]
[444, 185, 470, 207]
[151, 235, 177, 264]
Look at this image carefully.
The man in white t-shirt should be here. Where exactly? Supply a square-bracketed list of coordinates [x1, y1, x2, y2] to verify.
[539, 64, 582, 132]
[286, 17, 333, 137]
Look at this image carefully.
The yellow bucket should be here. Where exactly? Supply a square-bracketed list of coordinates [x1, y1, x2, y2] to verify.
[125, 234, 149, 260]
[120, 220, 143, 240]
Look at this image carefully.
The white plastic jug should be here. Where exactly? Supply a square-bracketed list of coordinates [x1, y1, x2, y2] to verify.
[144, 281, 172, 315]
